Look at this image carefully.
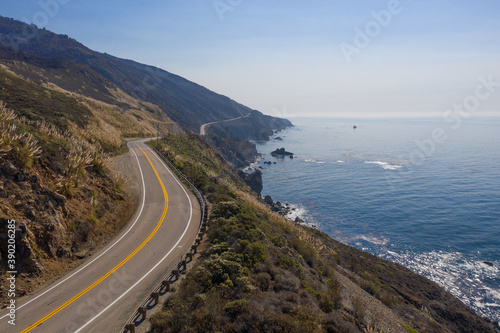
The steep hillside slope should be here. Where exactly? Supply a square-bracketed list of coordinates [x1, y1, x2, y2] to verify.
[0, 44, 118, 104]
[0, 62, 171, 304]
[149, 135, 500, 333]
[210, 110, 293, 141]
[0, 16, 292, 136]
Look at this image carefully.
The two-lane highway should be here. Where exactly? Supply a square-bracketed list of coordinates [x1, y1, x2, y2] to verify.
[0, 138, 201, 332]
[200, 113, 251, 136]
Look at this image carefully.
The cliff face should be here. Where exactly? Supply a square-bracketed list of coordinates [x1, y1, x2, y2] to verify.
[209, 110, 292, 141]
[205, 131, 259, 169]
[242, 170, 263, 195]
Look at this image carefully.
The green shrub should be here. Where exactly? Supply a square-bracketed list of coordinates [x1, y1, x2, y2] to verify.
[403, 323, 418, 333]
[211, 201, 241, 219]
[291, 237, 318, 268]
[193, 256, 245, 291]
[224, 299, 249, 318]
[319, 296, 335, 313]
[327, 277, 343, 309]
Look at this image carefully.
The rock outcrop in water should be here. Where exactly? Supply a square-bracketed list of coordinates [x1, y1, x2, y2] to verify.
[271, 148, 294, 157]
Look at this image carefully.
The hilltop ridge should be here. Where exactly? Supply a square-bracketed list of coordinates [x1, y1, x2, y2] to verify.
[0, 16, 291, 137]
[0, 15, 288, 304]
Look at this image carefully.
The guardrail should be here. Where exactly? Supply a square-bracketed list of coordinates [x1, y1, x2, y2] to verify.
[153, 146, 207, 218]
[121, 145, 208, 333]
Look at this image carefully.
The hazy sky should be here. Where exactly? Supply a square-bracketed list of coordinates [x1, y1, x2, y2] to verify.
[2, 0, 500, 118]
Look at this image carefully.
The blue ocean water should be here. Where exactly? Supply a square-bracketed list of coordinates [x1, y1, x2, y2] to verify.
[255, 117, 500, 322]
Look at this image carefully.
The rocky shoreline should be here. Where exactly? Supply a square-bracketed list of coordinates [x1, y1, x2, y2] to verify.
[236, 139, 500, 329]
[239, 145, 305, 223]
[262, 195, 305, 223]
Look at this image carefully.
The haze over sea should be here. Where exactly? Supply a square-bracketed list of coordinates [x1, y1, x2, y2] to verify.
[255, 117, 500, 322]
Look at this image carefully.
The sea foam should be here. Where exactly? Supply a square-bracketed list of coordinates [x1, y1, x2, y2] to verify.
[364, 160, 403, 170]
[304, 159, 326, 164]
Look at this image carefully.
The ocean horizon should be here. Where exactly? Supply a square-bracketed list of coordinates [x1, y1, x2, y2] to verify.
[254, 116, 500, 322]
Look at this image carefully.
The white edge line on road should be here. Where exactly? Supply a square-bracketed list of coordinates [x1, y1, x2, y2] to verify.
[74, 144, 194, 333]
[0, 144, 147, 321]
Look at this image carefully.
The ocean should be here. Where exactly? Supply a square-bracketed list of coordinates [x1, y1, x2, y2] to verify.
[253, 117, 500, 322]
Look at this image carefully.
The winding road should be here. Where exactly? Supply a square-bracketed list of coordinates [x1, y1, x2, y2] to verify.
[0, 138, 201, 333]
[200, 113, 251, 136]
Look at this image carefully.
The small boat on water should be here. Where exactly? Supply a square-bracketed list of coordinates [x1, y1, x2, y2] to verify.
[353, 125, 357, 129]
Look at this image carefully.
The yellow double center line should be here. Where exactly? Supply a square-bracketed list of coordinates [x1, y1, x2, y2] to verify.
[22, 144, 169, 332]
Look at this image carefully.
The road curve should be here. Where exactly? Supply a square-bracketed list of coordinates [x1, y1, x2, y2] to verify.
[200, 114, 250, 135]
[0, 138, 201, 333]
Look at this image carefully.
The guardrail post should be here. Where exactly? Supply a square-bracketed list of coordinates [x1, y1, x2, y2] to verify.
[138, 307, 147, 321]
[146, 147, 211, 331]
[125, 323, 135, 333]
[151, 292, 159, 305]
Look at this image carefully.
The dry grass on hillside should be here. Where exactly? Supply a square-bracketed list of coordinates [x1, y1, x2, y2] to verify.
[0, 70, 175, 304]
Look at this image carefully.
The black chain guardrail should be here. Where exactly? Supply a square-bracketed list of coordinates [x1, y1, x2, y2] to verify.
[121, 144, 208, 333]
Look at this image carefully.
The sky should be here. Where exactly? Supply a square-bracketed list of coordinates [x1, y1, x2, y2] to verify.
[1, 0, 500, 118]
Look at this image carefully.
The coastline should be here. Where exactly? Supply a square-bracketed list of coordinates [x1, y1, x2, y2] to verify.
[240, 126, 310, 223]
[247, 118, 500, 325]
[151, 133, 499, 332]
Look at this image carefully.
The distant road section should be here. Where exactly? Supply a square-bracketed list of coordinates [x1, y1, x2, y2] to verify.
[0, 138, 201, 333]
[200, 114, 250, 135]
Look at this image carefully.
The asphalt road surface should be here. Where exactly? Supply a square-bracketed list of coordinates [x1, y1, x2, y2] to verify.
[200, 113, 250, 135]
[0, 138, 201, 333]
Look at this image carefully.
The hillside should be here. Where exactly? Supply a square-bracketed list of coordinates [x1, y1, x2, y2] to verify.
[0, 16, 288, 304]
[0, 14, 497, 333]
[0, 16, 291, 137]
[149, 135, 500, 333]
[0, 59, 173, 302]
